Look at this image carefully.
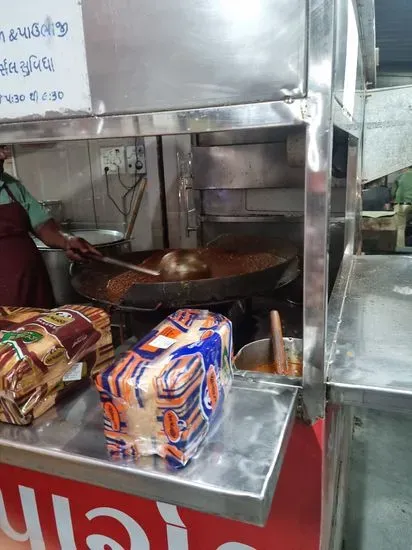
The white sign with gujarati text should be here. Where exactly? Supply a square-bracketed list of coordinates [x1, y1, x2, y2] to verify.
[0, 0, 91, 120]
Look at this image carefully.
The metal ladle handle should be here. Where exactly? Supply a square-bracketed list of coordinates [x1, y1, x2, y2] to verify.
[95, 255, 160, 277]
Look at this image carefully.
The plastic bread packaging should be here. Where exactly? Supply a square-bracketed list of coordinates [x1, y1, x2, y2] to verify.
[95, 309, 233, 468]
[0, 305, 114, 425]
[0, 307, 47, 329]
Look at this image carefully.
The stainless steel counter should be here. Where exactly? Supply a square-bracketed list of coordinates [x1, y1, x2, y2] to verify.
[328, 255, 412, 412]
[0, 375, 297, 526]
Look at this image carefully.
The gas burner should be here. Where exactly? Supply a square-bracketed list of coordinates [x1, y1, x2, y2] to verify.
[110, 294, 302, 351]
[112, 300, 251, 350]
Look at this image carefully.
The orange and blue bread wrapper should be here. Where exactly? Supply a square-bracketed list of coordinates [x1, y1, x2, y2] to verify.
[95, 309, 233, 468]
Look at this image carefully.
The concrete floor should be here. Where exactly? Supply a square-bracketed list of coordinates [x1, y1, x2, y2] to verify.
[344, 408, 412, 550]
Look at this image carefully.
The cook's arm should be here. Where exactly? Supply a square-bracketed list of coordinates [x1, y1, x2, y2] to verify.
[35, 220, 101, 262]
[20, 182, 101, 261]
[34, 219, 67, 248]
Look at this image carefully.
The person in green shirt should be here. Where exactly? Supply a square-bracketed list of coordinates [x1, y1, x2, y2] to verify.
[0, 145, 100, 307]
[393, 167, 412, 248]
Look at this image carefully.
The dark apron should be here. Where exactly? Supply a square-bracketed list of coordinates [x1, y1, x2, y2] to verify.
[0, 183, 54, 308]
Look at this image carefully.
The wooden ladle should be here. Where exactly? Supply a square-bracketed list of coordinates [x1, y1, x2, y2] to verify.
[270, 310, 288, 375]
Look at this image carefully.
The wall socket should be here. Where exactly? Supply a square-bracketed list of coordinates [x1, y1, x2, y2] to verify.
[126, 144, 146, 175]
[100, 146, 126, 175]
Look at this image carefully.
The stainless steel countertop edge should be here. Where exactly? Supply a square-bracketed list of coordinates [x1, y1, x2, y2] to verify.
[326, 254, 355, 377]
[326, 255, 412, 413]
[0, 379, 299, 526]
[0, 437, 265, 524]
[258, 387, 299, 510]
[327, 381, 412, 413]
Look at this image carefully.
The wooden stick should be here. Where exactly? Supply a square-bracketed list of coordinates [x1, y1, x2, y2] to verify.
[270, 310, 287, 375]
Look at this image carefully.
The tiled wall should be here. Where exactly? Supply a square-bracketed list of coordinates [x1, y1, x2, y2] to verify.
[11, 138, 164, 250]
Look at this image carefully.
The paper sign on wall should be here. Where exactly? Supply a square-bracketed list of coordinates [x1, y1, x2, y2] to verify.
[0, 0, 92, 120]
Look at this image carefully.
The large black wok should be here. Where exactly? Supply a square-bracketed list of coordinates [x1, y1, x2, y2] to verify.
[71, 235, 298, 311]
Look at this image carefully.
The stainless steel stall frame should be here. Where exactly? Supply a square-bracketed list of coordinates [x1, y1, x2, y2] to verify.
[0, 0, 376, 547]
[321, 0, 369, 546]
[0, 0, 369, 423]
[303, 0, 336, 422]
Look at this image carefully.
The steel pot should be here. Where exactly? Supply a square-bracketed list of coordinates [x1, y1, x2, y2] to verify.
[234, 337, 303, 379]
[33, 229, 129, 306]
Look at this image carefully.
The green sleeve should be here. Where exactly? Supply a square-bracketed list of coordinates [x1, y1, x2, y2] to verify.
[395, 180, 404, 204]
[18, 182, 52, 229]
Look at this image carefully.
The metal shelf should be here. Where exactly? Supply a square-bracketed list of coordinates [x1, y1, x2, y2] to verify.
[201, 215, 304, 223]
[327, 255, 412, 412]
[0, 99, 306, 143]
[0, 375, 298, 526]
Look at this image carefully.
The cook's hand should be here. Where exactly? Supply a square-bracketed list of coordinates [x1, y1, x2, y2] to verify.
[65, 236, 102, 262]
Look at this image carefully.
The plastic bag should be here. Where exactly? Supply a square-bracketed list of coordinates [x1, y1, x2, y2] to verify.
[0, 305, 113, 425]
[0, 306, 46, 329]
[95, 309, 233, 468]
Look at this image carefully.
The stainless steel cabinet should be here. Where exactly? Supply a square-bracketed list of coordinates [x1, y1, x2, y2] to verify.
[82, 0, 307, 114]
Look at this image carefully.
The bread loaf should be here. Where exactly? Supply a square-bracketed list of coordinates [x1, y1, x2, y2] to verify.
[0, 305, 113, 425]
[95, 309, 233, 467]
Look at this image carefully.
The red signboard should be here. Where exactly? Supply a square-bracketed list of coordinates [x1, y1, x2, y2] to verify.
[0, 421, 322, 549]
